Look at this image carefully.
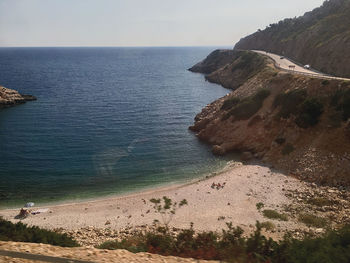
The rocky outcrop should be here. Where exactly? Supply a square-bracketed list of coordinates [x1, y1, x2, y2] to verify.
[0, 86, 36, 108]
[189, 50, 269, 90]
[189, 49, 238, 74]
[190, 51, 350, 187]
[235, 0, 350, 78]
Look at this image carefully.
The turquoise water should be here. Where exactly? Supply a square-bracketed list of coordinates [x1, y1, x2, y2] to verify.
[0, 47, 231, 208]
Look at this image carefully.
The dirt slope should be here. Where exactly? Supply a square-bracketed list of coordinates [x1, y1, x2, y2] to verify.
[190, 51, 350, 187]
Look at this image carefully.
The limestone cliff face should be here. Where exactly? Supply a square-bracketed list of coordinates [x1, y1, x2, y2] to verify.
[190, 51, 350, 187]
[235, 0, 350, 78]
[0, 86, 36, 108]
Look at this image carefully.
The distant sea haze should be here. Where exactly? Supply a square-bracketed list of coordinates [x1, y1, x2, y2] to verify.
[0, 47, 230, 208]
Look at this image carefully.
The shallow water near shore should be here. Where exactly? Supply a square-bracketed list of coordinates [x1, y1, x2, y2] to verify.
[0, 47, 231, 208]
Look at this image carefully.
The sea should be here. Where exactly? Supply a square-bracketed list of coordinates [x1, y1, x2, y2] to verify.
[0, 47, 231, 208]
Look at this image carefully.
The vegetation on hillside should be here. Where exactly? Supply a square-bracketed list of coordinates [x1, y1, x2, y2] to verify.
[99, 222, 350, 263]
[246, 0, 350, 48]
[231, 51, 266, 78]
[0, 217, 79, 247]
[222, 89, 271, 121]
[149, 196, 188, 231]
[331, 88, 350, 121]
[198, 50, 269, 90]
[98, 197, 350, 262]
[235, 0, 350, 77]
[273, 89, 324, 128]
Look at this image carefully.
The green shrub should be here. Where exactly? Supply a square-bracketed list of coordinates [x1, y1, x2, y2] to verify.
[328, 112, 343, 128]
[149, 196, 188, 231]
[286, 226, 350, 263]
[225, 89, 271, 120]
[275, 137, 286, 145]
[295, 98, 324, 128]
[233, 51, 266, 76]
[273, 89, 307, 118]
[331, 89, 350, 121]
[274, 89, 324, 128]
[299, 213, 328, 228]
[322, 79, 330, 86]
[98, 223, 350, 263]
[282, 143, 294, 155]
[262, 209, 288, 221]
[221, 97, 240, 110]
[307, 197, 334, 207]
[98, 238, 147, 253]
[256, 202, 264, 211]
[0, 217, 78, 247]
[260, 221, 276, 231]
[230, 99, 262, 120]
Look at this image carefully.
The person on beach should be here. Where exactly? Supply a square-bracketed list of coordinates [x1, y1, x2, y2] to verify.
[17, 208, 30, 219]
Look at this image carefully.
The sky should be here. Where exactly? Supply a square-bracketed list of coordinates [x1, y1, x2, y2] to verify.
[0, 0, 325, 47]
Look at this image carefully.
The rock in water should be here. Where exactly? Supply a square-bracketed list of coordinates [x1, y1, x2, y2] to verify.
[0, 86, 36, 108]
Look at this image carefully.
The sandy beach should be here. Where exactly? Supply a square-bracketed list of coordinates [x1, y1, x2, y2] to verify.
[0, 162, 309, 237]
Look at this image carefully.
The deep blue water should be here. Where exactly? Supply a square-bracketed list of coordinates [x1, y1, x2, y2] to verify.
[0, 47, 230, 208]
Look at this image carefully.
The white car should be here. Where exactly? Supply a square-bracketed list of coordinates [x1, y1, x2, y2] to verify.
[304, 64, 310, 69]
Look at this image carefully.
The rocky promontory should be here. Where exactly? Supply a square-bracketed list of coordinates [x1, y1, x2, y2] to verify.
[0, 86, 36, 108]
[189, 50, 350, 187]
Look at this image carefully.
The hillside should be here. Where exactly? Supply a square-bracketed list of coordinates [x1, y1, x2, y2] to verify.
[235, 0, 350, 78]
[189, 50, 350, 187]
[189, 50, 267, 90]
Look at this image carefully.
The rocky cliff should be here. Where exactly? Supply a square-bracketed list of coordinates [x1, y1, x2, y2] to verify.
[235, 0, 350, 78]
[189, 50, 268, 90]
[190, 50, 350, 187]
[0, 86, 36, 108]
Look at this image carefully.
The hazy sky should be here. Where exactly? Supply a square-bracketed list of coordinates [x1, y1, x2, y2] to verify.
[0, 0, 324, 47]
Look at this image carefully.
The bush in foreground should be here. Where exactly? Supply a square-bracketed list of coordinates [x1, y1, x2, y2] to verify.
[286, 225, 350, 263]
[0, 217, 79, 247]
[98, 223, 350, 263]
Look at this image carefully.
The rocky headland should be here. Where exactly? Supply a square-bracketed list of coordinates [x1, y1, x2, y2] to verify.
[0, 86, 36, 108]
[189, 49, 350, 187]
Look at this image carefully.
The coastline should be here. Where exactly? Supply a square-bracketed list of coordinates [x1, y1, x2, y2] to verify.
[0, 160, 233, 211]
[0, 158, 229, 210]
[0, 162, 311, 243]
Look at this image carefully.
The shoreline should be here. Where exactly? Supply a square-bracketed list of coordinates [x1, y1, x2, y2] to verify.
[0, 161, 313, 244]
[0, 160, 235, 211]
[0, 160, 230, 211]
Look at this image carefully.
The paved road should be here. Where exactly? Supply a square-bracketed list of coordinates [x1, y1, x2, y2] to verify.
[252, 50, 350, 81]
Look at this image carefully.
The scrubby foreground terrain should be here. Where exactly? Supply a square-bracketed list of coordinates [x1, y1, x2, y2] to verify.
[0, 241, 214, 263]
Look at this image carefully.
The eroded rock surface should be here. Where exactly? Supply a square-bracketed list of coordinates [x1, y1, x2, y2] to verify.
[0, 86, 36, 108]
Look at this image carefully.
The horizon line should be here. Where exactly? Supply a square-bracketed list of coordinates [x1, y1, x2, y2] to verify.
[0, 45, 234, 48]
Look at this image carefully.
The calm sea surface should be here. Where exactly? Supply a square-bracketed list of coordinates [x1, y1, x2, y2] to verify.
[0, 47, 231, 208]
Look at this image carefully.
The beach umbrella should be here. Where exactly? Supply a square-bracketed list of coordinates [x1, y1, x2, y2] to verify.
[24, 202, 34, 208]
